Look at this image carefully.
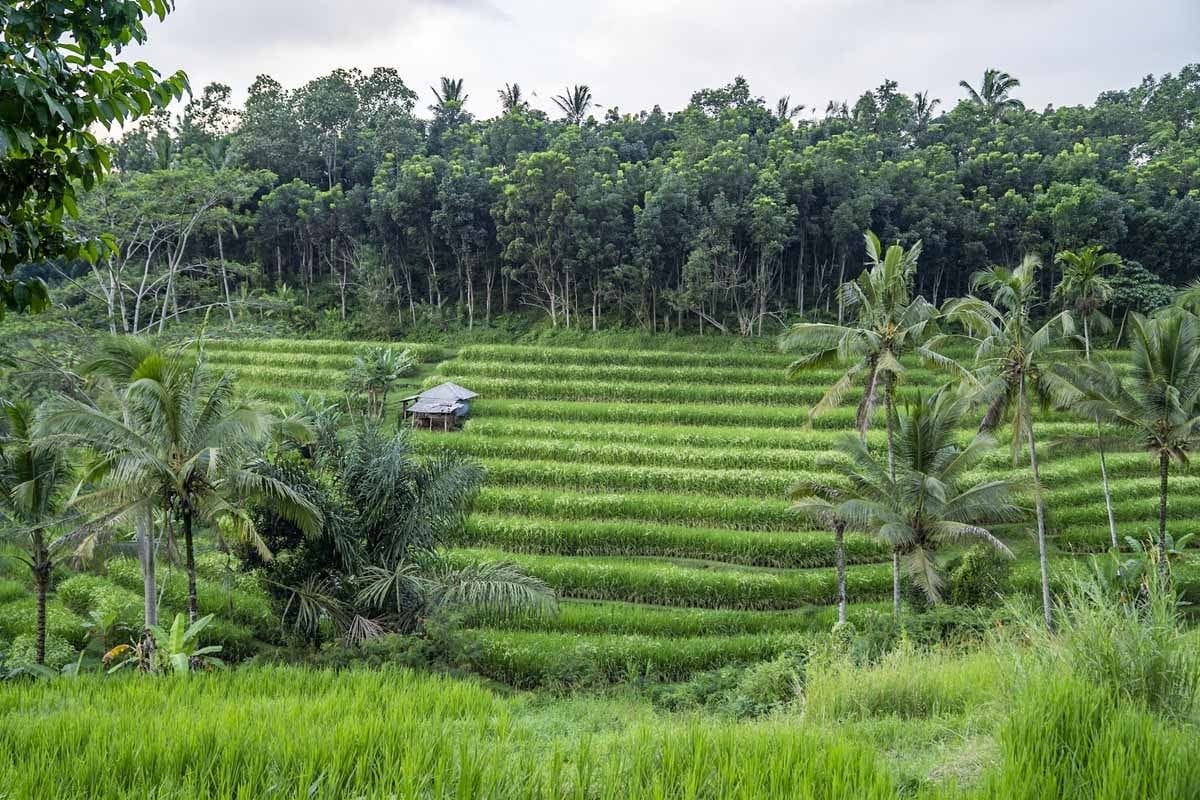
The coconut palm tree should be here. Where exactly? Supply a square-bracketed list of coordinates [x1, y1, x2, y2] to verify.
[0, 400, 73, 666]
[788, 481, 850, 624]
[1054, 245, 1122, 548]
[932, 255, 1074, 627]
[959, 68, 1024, 119]
[1054, 246, 1120, 359]
[552, 85, 595, 125]
[774, 96, 804, 122]
[913, 91, 941, 133]
[43, 338, 323, 624]
[1052, 311, 1200, 581]
[497, 83, 527, 114]
[796, 390, 1018, 617]
[431, 77, 467, 110]
[781, 231, 939, 614]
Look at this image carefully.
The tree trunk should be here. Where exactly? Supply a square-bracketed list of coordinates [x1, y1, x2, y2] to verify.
[33, 546, 48, 666]
[835, 523, 847, 625]
[1023, 378, 1054, 629]
[1099, 427, 1117, 551]
[183, 506, 198, 624]
[137, 510, 158, 629]
[1158, 449, 1170, 583]
[892, 549, 901, 621]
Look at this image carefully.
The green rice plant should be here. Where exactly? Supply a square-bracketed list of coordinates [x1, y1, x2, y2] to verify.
[0, 666, 900, 799]
[202, 350, 359, 371]
[474, 487, 797, 530]
[419, 432, 848, 472]
[463, 629, 814, 687]
[207, 364, 351, 391]
[462, 418, 890, 451]
[805, 644, 1003, 721]
[0, 579, 25, 605]
[479, 457, 803, 498]
[457, 513, 888, 569]
[205, 338, 447, 361]
[445, 548, 895, 609]
[971, 674, 1200, 799]
[439, 358, 953, 391]
[456, 343, 798, 370]
[467, 599, 892, 637]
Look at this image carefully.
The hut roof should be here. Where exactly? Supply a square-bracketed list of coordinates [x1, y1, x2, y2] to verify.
[408, 399, 464, 415]
[418, 382, 479, 401]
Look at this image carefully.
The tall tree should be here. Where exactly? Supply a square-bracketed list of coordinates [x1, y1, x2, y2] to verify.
[958, 68, 1024, 119]
[780, 232, 938, 615]
[793, 389, 1017, 615]
[553, 85, 596, 125]
[1054, 244, 1122, 548]
[1055, 311, 1200, 581]
[0, 400, 72, 665]
[497, 83, 528, 114]
[0, 0, 187, 318]
[934, 255, 1073, 628]
[45, 339, 322, 623]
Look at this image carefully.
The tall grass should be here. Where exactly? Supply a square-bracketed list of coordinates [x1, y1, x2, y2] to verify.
[0, 667, 899, 799]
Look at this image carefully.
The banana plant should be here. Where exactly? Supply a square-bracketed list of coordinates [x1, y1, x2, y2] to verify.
[105, 613, 224, 674]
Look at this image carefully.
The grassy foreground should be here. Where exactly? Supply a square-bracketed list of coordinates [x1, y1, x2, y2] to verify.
[2, 640, 1197, 800]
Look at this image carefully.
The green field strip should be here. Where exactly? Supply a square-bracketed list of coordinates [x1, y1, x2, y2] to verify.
[465, 598, 893, 636]
[446, 547, 896, 609]
[456, 343, 799, 370]
[205, 338, 451, 360]
[474, 486, 794, 529]
[462, 628, 815, 687]
[456, 513, 889, 568]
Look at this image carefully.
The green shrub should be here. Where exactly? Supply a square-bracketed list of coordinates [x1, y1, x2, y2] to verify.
[3, 633, 77, 671]
[0, 599, 86, 648]
[730, 654, 803, 717]
[0, 579, 25, 605]
[949, 546, 1014, 607]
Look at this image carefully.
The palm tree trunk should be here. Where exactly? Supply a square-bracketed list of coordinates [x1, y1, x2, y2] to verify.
[892, 550, 901, 621]
[1022, 378, 1053, 629]
[137, 510, 158, 629]
[886, 379, 899, 620]
[33, 550, 48, 667]
[1098, 425, 1117, 551]
[834, 523, 847, 625]
[183, 506, 198, 624]
[1158, 450, 1170, 583]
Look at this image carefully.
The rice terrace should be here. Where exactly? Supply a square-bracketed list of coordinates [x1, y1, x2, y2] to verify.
[2, 1, 1200, 798]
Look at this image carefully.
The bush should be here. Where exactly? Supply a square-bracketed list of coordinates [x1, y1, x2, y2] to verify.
[3, 633, 77, 671]
[729, 654, 802, 717]
[949, 546, 1013, 607]
[0, 599, 86, 648]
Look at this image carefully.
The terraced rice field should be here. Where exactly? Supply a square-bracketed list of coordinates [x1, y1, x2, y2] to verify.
[202, 337, 1200, 686]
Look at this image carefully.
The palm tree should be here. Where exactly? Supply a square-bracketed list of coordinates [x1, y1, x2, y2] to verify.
[1054, 312, 1200, 581]
[266, 422, 556, 640]
[788, 482, 850, 624]
[1054, 246, 1120, 359]
[933, 255, 1074, 627]
[774, 96, 804, 122]
[431, 77, 467, 110]
[796, 390, 1018, 617]
[0, 400, 72, 666]
[497, 83, 527, 114]
[959, 68, 1024, 119]
[1054, 245, 1122, 548]
[552, 85, 595, 125]
[781, 232, 938, 615]
[913, 91, 941, 133]
[44, 338, 323, 624]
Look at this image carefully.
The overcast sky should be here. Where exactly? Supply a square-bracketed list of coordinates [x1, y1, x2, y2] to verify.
[128, 0, 1199, 118]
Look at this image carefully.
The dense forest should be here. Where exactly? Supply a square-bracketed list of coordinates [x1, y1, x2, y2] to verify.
[23, 64, 1200, 337]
